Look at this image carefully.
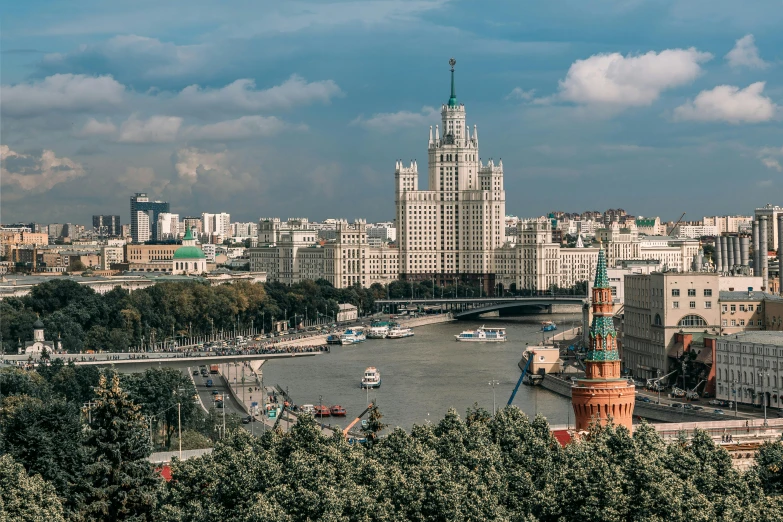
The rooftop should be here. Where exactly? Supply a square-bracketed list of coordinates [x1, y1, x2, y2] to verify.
[720, 291, 783, 302]
[719, 331, 783, 346]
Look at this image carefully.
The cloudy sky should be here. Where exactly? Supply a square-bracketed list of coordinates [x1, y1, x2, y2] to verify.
[2, 0, 783, 226]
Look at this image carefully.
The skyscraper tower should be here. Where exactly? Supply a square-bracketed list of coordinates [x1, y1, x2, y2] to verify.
[571, 246, 635, 431]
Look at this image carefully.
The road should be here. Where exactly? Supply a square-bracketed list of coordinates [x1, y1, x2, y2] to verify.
[188, 366, 266, 436]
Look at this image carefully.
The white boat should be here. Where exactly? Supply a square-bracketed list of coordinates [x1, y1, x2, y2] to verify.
[340, 328, 367, 345]
[367, 324, 389, 339]
[386, 326, 414, 339]
[454, 326, 507, 342]
[361, 367, 381, 388]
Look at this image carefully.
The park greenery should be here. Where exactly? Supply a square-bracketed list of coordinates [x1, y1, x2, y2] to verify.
[2, 361, 783, 520]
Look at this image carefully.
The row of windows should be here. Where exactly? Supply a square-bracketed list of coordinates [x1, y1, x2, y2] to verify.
[671, 301, 711, 309]
[671, 288, 712, 297]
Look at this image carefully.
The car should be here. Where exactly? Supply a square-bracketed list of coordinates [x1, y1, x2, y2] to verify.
[206, 379, 213, 387]
[211, 390, 219, 395]
[692, 406, 704, 411]
[713, 409, 725, 415]
[216, 401, 224, 408]
[242, 415, 257, 424]
[683, 403, 694, 410]
[192, 370, 199, 376]
[641, 397, 653, 403]
[671, 403, 683, 408]
[708, 399, 721, 406]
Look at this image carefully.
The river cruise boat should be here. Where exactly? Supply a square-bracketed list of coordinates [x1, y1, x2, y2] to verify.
[361, 367, 382, 388]
[454, 326, 507, 342]
[367, 321, 390, 339]
[541, 321, 557, 332]
[314, 405, 331, 417]
[386, 326, 414, 339]
[326, 334, 342, 345]
[330, 405, 347, 416]
[340, 328, 367, 345]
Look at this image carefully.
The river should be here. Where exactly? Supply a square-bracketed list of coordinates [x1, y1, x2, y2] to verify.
[261, 314, 579, 430]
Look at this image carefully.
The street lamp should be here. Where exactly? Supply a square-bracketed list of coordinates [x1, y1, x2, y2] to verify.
[732, 379, 738, 417]
[488, 380, 499, 415]
[656, 369, 662, 404]
[759, 371, 768, 426]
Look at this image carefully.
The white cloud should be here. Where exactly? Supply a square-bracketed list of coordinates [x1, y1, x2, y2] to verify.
[506, 87, 536, 101]
[183, 115, 300, 141]
[761, 158, 782, 171]
[725, 34, 768, 69]
[352, 106, 439, 130]
[118, 115, 183, 143]
[1, 145, 85, 192]
[1, 74, 125, 118]
[175, 75, 342, 114]
[673, 82, 777, 123]
[174, 148, 230, 182]
[758, 179, 774, 187]
[75, 118, 117, 137]
[555, 48, 712, 108]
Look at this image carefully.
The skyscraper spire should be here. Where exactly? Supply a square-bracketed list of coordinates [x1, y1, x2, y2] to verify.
[448, 57, 457, 107]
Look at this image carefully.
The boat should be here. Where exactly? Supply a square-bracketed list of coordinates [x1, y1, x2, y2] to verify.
[541, 321, 557, 332]
[454, 326, 507, 342]
[340, 328, 367, 345]
[330, 405, 347, 416]
[314, 405, 331, 417]
[367, 321, 390, 339]
[361, 367, 382, 388]
[386, 326, 414, 339]
[326, 335, 342, 345]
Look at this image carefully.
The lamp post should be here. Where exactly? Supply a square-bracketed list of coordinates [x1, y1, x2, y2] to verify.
[759, 371, 768, 426]
[488, 380, 499, 415]
[732, 379, 738, 417]
[656, 369, 662, 404]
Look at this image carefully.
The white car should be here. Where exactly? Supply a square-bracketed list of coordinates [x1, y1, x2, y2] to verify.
[300, 404, 315, 414]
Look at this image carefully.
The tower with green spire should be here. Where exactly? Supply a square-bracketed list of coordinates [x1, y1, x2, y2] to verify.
[448, 57, 458, 107]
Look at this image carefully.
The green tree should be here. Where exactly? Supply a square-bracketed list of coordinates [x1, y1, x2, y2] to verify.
[81, 372, 161, 521]
[0, 454, 65, 522]
[753, 441, 783, 495]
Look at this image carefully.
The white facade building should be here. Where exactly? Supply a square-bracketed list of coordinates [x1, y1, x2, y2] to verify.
[395, 60, 505, 294]
[135, 211, 150, 243]
[202, 213, 232, 237]
[755, 205, 783, 251]
[703, 215, 753, 234]
[100, 246, 124, 270]
[156, 213, 180, 241]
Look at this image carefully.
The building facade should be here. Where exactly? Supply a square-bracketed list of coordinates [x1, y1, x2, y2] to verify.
[92, 215, 122, 237]
[130, 193, 170, 244]
[395, 60, 505, 294]
[715, 331, 783, 410]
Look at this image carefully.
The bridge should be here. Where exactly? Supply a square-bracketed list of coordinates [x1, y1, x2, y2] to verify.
[375, 296, 588, 319]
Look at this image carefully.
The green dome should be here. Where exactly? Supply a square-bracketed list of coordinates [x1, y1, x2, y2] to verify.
[173, 246, 206, 260]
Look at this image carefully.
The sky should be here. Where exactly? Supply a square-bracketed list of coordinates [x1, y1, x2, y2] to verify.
[2, 0, 783, 226]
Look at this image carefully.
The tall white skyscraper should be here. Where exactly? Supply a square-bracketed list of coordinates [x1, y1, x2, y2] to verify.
[202, 212, 231, 236]
[395, 58, 506, 293]
[135, 211, 150, 243]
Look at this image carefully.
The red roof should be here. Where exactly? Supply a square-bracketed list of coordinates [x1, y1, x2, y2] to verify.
[552, 429, 572, 447]
[156, 465, 172, 482]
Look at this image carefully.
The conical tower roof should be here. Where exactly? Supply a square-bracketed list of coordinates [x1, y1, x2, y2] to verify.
[594, 247, 609, 289]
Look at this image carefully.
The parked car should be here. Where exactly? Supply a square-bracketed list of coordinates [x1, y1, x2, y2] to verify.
[713, 409, 725, 415]
[192, 370, 199, 376]
[692, 406, 704, 411]
[671, 403, 683, 409]
[641, 396, 653, 403]
[242, 415, 257, 424]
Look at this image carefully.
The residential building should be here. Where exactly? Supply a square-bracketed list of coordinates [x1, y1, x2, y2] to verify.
[755, 204, 783, 251]
[156, 213, 180, 241]
[125, 244, 181, 271]
[202, 213, 231, 237]
[635, 217, 666, 236]
[367, 222, 397, 243]
[182, 217, 203, 236]
[395, 61, 505, 294]
[92, 215, 122, 237]
[130, 193, 170, 243]
[715, 331, 783, 409]
[703, 215, 753, 234]
[100, 246, 124, 270]
[673, 224, 719, 239]
[719, 291, 768, 334]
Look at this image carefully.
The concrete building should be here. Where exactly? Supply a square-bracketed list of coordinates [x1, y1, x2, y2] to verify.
[673, 224, 719, 239]
[337, 303, 358, 322]
[395, 60, 505, 294]
[156, 213, 180, 241]
[101, 246, 124, 270]
[182, 217, 203, 236]
[719, 291, 770, 334]
[125, 244, 181, 272]
[130, 193, 169, 244]
[755, 205, 783, 252]
[635, 217, 666, 236]
[703, 215, 753, 234]
[92, 215, 122, 237]
[623, 272, 721, 379]
[367, 223, 397, 243]
[715, 331, 783, 409]
[202, 213, 231, 237]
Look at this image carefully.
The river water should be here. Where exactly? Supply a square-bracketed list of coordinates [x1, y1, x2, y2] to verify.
[261, 314, 579, 430]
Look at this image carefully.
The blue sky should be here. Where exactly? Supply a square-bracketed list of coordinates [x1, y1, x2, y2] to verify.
[2, 0, 783, 225]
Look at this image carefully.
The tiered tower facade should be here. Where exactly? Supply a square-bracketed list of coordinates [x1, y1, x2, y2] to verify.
[572, 247, 635, 431]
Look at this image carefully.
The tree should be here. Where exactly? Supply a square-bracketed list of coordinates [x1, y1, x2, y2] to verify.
[362, 402, 388, 445]
[754, 441, 783, 495]
[0, 454, 65, 522]
[80, 372, 161, 521]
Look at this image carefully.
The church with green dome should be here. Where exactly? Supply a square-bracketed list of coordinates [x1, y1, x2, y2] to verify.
[172, 227, 207, 275]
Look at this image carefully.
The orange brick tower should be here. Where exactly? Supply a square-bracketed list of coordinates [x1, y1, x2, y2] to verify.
[572, 247, 635, 431]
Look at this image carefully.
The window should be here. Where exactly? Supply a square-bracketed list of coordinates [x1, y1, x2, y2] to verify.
[688, 289, 696, 297]
[740, 319, 746, 326]
[672, 301, 679, 309]
[690, 301, 696, 309]
[672, 289, 680, 297]
[722, 319, 728, 326]
[654, 314, 662, 326]
[678, 315, 707, 327]
[722, 305, 728, 313]
[740, 305, 746, 312]
[731, 305, 736, 312]
[705, 301, 712, 309]
[749, 304, 754, 311]
[704, 289, 713, 297]
[731, 320, 736, 327]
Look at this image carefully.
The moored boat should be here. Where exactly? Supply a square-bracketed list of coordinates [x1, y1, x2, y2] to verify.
[367, 322, 389, 339]
[340, 328, 367, 345]
[541, 321, 557, 332]
[314, 405, 331, 417]
[330, 405, 347, 416]
[454, 326, 507, 342]
[386, 326, 414, 339]
[361, 367, 382, 388]
[326, 335, 342, 345]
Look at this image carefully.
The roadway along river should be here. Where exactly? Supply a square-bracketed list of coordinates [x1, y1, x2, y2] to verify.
[261, 314, 579, 431]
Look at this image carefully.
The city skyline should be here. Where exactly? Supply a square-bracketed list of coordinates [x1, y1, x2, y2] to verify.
[3, 1, 783, 224]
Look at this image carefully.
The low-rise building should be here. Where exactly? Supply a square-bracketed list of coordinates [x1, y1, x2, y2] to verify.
[337, 303, 358, 322]
[715, 331, 783, 409]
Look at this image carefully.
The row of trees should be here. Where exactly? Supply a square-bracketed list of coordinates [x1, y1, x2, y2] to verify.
[0, 278, 377, 353]
[3, 361, 783, 520]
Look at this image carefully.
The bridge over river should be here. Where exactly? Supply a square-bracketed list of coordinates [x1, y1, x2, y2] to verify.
[375, 295, 587, 319]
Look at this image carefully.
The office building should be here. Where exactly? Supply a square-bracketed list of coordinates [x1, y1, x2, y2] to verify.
[92, 215, 122, 237]
[130, 193, 170, 244]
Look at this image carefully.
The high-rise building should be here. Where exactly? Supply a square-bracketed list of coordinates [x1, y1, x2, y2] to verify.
[156, 213, 180, 241]
[135, 211, 150, 243]
[572, 248, 635, 431]
[182, 217, 203, 236]
[202, 213, 231, 237]
[130, 193, 170, 243]
[395, 59, 505, 293]
[92, 215, 121, 237]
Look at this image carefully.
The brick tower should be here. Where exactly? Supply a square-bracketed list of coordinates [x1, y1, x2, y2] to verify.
[572, 247, 635, 431]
